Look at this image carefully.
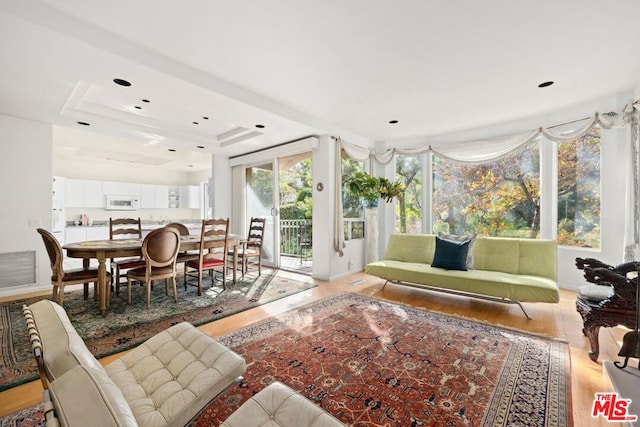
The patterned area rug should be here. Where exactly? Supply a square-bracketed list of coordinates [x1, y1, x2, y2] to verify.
[0, 269, 316, 392]
[188, 293, 572, 426]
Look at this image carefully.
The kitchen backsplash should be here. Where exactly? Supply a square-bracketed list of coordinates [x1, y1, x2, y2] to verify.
[66, 207, 201, 224]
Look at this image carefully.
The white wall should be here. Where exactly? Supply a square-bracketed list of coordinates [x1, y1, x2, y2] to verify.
[0, 114, 52, 294]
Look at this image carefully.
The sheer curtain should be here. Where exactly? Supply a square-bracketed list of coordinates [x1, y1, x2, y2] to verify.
[334, 101, 640, 258]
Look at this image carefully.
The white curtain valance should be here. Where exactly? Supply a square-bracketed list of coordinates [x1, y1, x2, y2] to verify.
[334, 101, 640, 257]
[340, 106, 635, 166]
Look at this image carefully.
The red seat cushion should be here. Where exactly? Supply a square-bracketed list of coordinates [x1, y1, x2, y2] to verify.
[186, 259, 224, 269]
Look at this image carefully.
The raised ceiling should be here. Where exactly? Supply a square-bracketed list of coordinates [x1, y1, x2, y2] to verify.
[1, 1, 639, 172]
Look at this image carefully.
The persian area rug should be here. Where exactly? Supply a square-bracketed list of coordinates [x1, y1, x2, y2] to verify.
[189, 293, 572, 427]
[0, 268, 316, 392]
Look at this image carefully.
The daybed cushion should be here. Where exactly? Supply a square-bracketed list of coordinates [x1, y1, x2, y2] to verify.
[28, 299, 103, 381]
[366, 260, 559, 302]
[49, 365, 138, 427]
[220, 381, 344, 427]
[105, 322, 246, 427]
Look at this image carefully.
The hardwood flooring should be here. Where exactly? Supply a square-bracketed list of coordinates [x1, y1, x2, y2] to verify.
[0, 272, 629, 426]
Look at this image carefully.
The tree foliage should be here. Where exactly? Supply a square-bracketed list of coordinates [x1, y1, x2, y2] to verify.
[557, 128, 601, 247]
[432, 140, 541, 238]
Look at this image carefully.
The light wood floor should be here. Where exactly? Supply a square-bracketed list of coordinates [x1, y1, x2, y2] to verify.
[0, 272, 629, 426]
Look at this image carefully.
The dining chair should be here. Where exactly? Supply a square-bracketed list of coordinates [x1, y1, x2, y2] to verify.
[109, 217, 145, 296]
[230, 217, 266, 277]
[37, 228, 108, 305]
[185, 218, 230, 295]
[166, 222, 189, 236]
[167, 222, 200, 269]
[126, 226, 181, 310]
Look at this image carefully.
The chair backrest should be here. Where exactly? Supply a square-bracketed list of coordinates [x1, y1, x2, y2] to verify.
[198, 218, 229, 263]
[37, 228, 64, 276]
[166, 222, 190, 236]
[109, 217, 142, 240]
[246, 217, 266, 250]
[142, 227, 181, 269]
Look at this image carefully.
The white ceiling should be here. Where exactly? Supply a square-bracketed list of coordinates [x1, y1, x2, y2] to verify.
[1, 1, 639, 172]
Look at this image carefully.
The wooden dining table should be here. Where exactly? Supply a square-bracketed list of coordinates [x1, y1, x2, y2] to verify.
[63, 234, 242, 314]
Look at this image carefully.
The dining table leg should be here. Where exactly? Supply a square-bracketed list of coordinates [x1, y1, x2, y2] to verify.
[83, 258, 90, 300]
[232, 244, 238, 284]
[96, 250, 108, 315]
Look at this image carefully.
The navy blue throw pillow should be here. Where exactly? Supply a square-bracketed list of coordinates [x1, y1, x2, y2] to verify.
[431, 236, 470, 271]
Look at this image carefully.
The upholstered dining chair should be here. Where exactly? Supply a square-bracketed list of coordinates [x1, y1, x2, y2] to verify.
[37, 228, 108, 305]
[109, 217, 144, 296]
[166, 222, 189, 236]
[167, 222, 200, 270]
[229, 217, 266, 277]
[185, 218, 230, 295]
[126, 226, 181, 310]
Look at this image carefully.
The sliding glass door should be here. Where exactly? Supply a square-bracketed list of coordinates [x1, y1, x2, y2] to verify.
[246, 161, 279, 267]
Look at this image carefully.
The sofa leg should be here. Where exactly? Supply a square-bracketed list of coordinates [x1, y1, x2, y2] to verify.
[381, 280, 390, 291]
[513, 300, 532, 320]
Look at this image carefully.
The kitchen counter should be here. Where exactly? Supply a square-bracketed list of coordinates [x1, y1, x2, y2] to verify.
[65, 219, 202, 229]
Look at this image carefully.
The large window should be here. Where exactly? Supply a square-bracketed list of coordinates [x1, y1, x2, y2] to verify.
[342, 154, 365, 239]
[432, 140, 541, 238]
[557, 127, 601, 248]
[395, 155, 423, 233]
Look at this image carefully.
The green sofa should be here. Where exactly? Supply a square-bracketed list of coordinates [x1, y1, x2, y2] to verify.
[365, 233, 559, 318]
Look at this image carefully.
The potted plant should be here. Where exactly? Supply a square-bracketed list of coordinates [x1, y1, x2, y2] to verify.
[344, 171, 405, 207]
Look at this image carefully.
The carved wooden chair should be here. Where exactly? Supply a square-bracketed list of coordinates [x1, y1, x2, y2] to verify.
[185, 218, 230, 295]
[109, 217, 144, 296]
[575, 257, 638, 361]
[229, 217, 266, 277]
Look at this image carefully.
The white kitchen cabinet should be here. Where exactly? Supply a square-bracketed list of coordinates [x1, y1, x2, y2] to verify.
[102, 181, 140, 198]
[65, 178, 85, 207]
[140, 184, 169, 209]
[180, 185, 201, 209]
[84, 180, 104, 208]
[140, 184, 156, 209]
[65, 178, 103, 208]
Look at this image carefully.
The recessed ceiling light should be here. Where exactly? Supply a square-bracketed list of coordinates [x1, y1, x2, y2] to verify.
[538, 81, 554, 88]
[196, 145, 205, 149]
[168, 148, 176, 152]
[389, 120, 399, 124]
[193, 121, 199, 125]
[113, 78, 131, 87]
[134, 106, 142, 110]
[202, 116, 209, 120]
[77, 121, 90, 126]
[142, 99, 150, 103]
[255, 124, 265, 129]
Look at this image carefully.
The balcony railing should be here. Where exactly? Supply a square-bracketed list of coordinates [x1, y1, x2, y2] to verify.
[280, 219, 311, 259]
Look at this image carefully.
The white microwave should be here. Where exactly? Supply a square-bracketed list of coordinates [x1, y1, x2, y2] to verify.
[105, 195, 140, 210]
